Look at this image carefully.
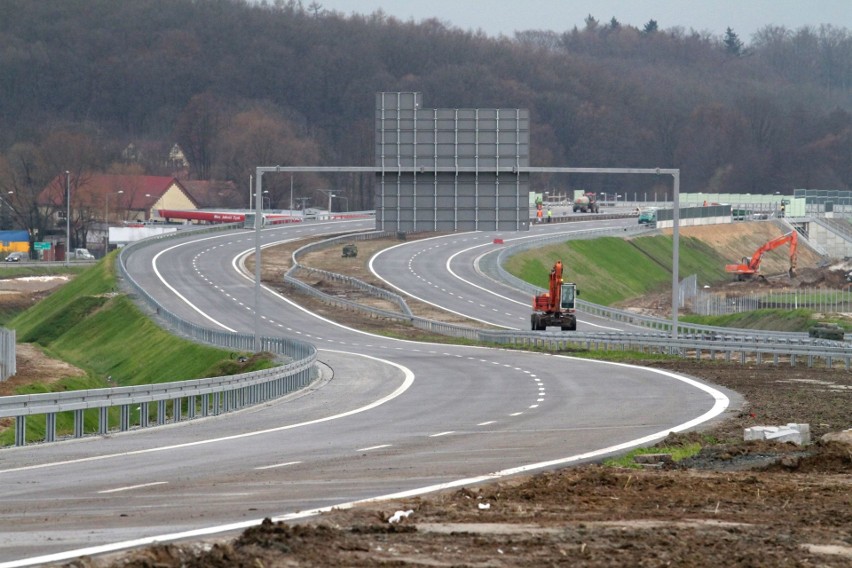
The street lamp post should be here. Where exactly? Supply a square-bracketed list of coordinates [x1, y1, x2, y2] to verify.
[65, 171, 70, 267]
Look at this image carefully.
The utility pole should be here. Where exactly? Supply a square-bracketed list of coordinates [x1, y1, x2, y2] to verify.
[289, 175, 294, 211]
[65, 171, 70, 267]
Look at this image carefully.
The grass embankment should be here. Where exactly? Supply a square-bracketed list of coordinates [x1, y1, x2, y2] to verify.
[504, 235, 728, 306]
[3, 253, 274, 444]
[504, 235, 837, 332]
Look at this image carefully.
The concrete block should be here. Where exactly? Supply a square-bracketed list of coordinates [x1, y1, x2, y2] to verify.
[744, 426, 773, 441]
[744, 423, 810, 446]
[765, 429, 804, 444]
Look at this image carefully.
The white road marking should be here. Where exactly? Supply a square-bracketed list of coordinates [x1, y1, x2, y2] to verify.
[357, 444, 391, 452]
[255, 461, 302, 471]
[429, 431, 454, 437]
[4, 363, 730, 568]
[98, 481, 168, 494]
[0, 351, 414, 475]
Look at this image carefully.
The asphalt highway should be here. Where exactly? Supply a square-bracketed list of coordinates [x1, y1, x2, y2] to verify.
[0, 219, 731, 566]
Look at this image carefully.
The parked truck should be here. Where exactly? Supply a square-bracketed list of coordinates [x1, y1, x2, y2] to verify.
[572, 192, 599, 213]
[531, 260, 578, 331]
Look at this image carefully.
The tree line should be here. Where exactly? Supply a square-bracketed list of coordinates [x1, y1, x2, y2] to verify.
[0, 0, 849, 242]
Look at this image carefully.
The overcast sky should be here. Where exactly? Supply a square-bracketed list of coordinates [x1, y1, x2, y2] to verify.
[315, 0, 850, 41]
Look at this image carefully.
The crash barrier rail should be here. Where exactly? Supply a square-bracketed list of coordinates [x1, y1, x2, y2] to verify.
[0, 350, 315, 447]
[531, 212, 632, 225]
[0, 327, 15, 381]
[0, 223, 319, 448]
[285, 230, 417, 319]
[283, 226, 851, 363]
[489, 223, 849, 341]
[476, 330, 852, 369]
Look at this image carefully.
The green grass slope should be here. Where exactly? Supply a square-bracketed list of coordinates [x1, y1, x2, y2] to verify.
[505, 235, 731, 306]
[3, 253, 273, 444]
[10, 253, 269, 386]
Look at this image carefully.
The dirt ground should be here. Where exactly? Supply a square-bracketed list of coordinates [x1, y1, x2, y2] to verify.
[2, 236, 851, 567]
[73, 361, 852, 568]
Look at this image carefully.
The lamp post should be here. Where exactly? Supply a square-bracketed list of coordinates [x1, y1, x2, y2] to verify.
[316, 189, 337, 218]
[248, 174, 253, 209]
[65, 171, 70, 267]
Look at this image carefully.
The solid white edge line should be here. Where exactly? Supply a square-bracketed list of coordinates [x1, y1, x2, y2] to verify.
[0, 350, 414, 476]
[369, 229, 623, 331]
[2, 360, 729, 568]
[151, 238, 239, 332]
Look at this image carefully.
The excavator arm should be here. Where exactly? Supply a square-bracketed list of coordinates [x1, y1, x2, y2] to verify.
[725, 231, 798, 278]
[532, 260, 563, 312]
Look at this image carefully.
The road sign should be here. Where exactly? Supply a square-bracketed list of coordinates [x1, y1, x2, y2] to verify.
[34, 241, 50, 250]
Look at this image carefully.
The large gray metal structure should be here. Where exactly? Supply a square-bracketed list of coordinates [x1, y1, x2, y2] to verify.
[375, 92, 530, 232]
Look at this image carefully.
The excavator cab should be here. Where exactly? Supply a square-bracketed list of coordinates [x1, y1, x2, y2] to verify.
[560, 283, 577, 311]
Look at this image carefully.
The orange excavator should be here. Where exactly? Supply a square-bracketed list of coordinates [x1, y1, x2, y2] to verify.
[725, 231, 798, 280]
[531, 260, 578, 330]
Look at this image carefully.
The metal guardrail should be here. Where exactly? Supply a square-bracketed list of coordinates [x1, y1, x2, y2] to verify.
[283, 224, 852, 368]
[488, 225, 849, 342]
[1, 224, 318, 448]
[285, 231, 416, 320]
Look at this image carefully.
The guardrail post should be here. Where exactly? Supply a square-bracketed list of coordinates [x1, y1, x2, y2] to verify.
[98, 407, 109, 435]
[120, 405, 130, 431]
[173, 398, 182, 422]
[140, 402, 149, 427]
[15, 416, 25, 447]
[188, 395, 197, 419]
[213, 392, 221, 415]
[74, 409, 84, 438]
[45, 413, 56, 443]
[201, 394, 209, 416]
[790, 354, 797, 367]
[157, 400, 167, 424]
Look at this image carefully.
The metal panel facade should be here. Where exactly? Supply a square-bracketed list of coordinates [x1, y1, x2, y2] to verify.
[375, 92, 530, 232]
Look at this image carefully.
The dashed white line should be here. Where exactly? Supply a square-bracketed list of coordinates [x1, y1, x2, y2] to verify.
[357, 444, 392, 452]
[255, 461, 302, 471]
[98, 481, 168, 494]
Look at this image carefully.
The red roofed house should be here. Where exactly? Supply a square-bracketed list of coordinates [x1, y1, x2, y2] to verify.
[38, 174, 199, 253]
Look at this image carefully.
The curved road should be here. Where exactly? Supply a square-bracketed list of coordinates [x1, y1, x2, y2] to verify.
[0, 220, 732, 566]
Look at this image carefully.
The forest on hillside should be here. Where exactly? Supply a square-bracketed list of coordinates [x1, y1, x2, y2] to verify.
[0, 0, 849, 232]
